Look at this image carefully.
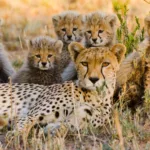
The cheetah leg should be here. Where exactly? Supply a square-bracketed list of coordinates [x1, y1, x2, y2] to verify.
[66, 105, 93, 130]
[90, 105, 112, 128]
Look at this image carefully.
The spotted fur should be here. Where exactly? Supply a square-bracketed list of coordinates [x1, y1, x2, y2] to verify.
[62, 11, 117, 81]
[12, 36, 63, 85]
[84, 11, 117, 48]
[0, 42, 126, 134]
[52, 11, 84, 73]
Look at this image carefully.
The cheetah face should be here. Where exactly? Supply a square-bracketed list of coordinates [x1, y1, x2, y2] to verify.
[28, 37, 63, 70]
[69, 42, 126, 90]
[52, 11, 84, 44]
[84, 12, 116, 47]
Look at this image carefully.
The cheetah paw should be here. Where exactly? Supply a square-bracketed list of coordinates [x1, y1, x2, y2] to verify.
[44, 123, 68, 137]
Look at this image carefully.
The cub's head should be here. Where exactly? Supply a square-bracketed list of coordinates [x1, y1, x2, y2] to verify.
[69, 42, 126, 90]
[52, 11, 84, 44]
[145, 15, 150, 36]
[84, 12, 117, 47]
[28, 36, 63, 70]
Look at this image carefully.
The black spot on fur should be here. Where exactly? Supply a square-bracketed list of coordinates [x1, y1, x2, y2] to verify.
[55, 111, 59, 118]
[84, 109, 92, 116]
[39, 116, 44, 121]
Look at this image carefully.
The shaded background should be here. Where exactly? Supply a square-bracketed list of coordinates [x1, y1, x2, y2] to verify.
[0, 0, 149, 68]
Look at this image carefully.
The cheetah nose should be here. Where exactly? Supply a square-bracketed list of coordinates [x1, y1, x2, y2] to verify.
[92, 38, 97, 43]
[67, 35, 72, 40]
[89, 77, 99, 84]
[42, 62, 47, 67]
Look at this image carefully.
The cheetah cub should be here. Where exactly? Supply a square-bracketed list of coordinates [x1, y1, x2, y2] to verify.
[0, 42, 126, 134]
[12, 36, 63, 85]
[52, 11, 84, 73]
[84, 11, 117, 48]
[62, 11, 117, 81]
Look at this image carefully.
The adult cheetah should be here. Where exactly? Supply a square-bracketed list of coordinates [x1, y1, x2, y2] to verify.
[0, 42, 126, 135]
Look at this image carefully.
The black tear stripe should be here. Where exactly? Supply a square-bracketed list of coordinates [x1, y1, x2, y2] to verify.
[101, 67, 108, 89]
[84, 109, 92, 116]
[72, 31, 76, 37]
[98, 33, 101, 40]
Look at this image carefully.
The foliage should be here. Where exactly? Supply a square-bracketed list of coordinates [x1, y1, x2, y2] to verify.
[113, 0, 145, 54]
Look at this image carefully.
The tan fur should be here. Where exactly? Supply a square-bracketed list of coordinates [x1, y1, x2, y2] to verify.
[0, 43, 126, 133]
[145, 15, 150, 36]
[12, 36, 63, 85]
[115, 15, 150, 108]
[69, 42, 126, 90]
[62, 12, 117, 81]
[116, 52, 143, 88]
[84, 11, 117, 47]
[0, 118, 7, 129]
[52, 11, 84, 44]
[52, 11, 84, 73]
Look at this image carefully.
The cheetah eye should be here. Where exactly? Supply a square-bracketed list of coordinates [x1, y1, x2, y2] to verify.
[102, 62, 110, 67]
[81, 62, 88, 67]
[62, 28, 66, 32]
[99, 30, 104, 33]
[48, 54, 52, 58]
[73, 27, 77, 31]
[87, 30, 91, 34]
[35, 54, 41, 58]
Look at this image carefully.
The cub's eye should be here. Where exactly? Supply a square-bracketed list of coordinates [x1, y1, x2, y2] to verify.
[48, 54, 52, 58]
[99, 30, 104, 33]
[62, 28, 66, 32]
[81, 62, 88, 66]
[73, 27, 77, 31]
[35, 54, 41, 58]
[102, 62, 110, 67]
[87, 30, 91, 34]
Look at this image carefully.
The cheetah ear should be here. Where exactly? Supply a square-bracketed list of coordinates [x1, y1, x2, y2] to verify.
[145, 15, 150, 36]
[52, 15, 61, 27]
[68, 42, 85, 62]
[111, 43, 126, 64]
[105, 14, 117, 28]
[54, 40, 63, 54]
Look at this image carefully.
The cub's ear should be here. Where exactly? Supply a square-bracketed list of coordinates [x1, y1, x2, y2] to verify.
[52, 15, 61, 27]
[145, 15, 150, 36]
[68, 42, 85, 62]
[111, 43, 126, 64]
[54, 40, 63, 54]
[105, 14, 117, 28]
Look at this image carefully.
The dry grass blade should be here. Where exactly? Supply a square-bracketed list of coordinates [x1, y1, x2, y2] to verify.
[114, 109, 125, 150]
[143, 0, 150, 4]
